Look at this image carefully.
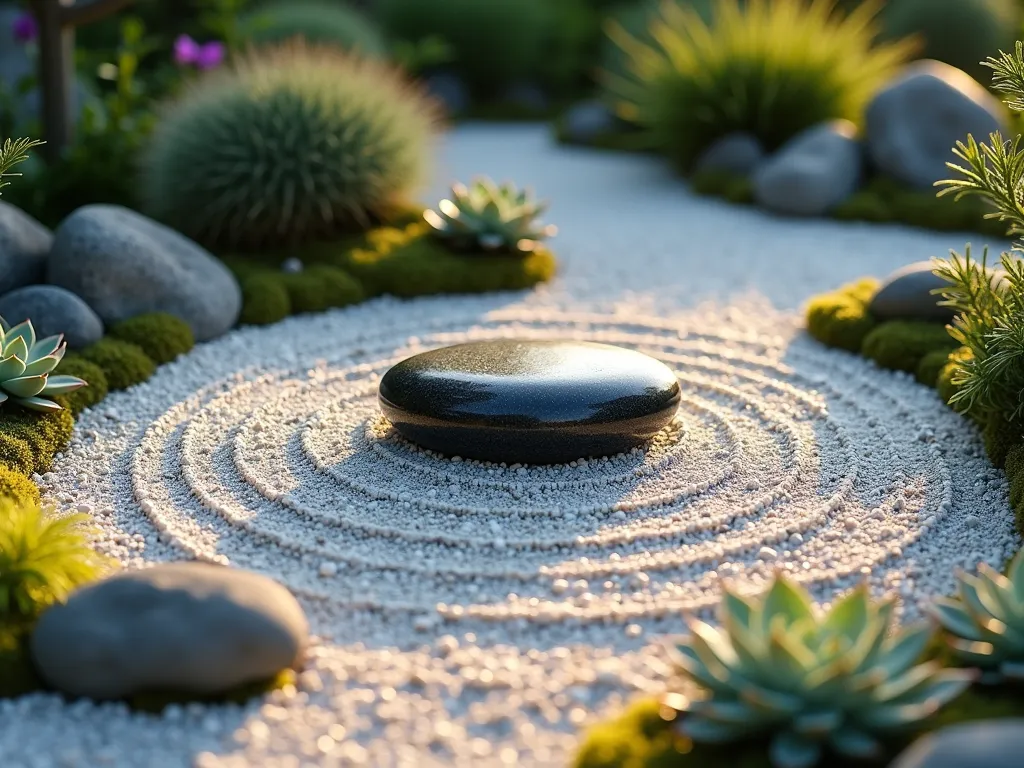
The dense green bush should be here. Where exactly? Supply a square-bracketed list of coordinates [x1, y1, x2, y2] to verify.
[108, 313, 196, 365]
[880, 0, 1019, 84]
[142, 44, 438, 251]
[238, 274, 292, 326]
[80, 339, 157, 391]
[240, 0, 388, 57]
[805, 278, 880, 352]
[916, 348, 952, 387]
[0, 434, 34, 476]
[861, 320, 958, 373]
[376, 0, 551, 97]
[604, 0, 914, 173]
[52, 358, 109, 417]
[281, 266, 365, 314]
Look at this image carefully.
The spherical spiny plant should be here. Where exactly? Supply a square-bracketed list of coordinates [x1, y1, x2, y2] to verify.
[0, 499, 111, 621]
[142, 42, 439, 251]
[0, 318, 87, 413]
[670, 574, 974, 768]
[605, 0, 915, 172]
[424, 178, 558, 255]
[240, 0, 388, 58]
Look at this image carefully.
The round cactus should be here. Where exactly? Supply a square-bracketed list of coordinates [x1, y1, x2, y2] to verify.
[141, 43, 439, 251]
[240, 0, 388, 58]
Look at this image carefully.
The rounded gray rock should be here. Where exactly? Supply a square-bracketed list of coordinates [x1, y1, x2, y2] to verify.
[869, 260, 1006, 323]
[562, 100, 618, 144]
[694, 132, 766, 177]
[0, 201, 52, 295]
[888, 720, 1024, 768]
[0, 285, 103, 348]
[753, 120, 863, 216]
[46, 205, 241, 342]
[30, 562, 309, 700]
[865, 60, 1005, 191]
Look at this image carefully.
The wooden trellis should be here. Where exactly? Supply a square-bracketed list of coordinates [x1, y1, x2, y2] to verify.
[28, 0, 136, 161]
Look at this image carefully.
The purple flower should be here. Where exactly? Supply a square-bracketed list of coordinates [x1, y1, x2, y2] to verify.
[173, 34, 225, 71]
[12, 12, 37, 43]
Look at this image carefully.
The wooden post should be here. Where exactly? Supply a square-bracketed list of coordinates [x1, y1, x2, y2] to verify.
[27, 0, 137, 162]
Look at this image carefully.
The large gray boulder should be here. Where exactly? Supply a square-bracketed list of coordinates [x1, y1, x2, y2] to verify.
[0, 285, 103, 348]
[30, 562, 309, 700]
[870, 260, 1007, 323]
[753, 120, 863, 216]
[46, 205, 242, 341]
[694, 132, 766, 177]
[0, 201, 51, 295]
[887, 720, 1024, 768]
[865, 60, 1006, 191]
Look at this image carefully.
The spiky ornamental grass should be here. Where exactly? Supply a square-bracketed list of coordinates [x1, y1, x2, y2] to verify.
[933, 42, 1024, 424]
[141, 43, 439, 252]
[670, 575, 974, 768]
[604, 0, 914, 173]
[0, 499, 112, 621]
[0, 138, 43, 197]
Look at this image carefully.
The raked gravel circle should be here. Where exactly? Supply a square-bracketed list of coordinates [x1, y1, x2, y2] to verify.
[3, 125, 1021, 768]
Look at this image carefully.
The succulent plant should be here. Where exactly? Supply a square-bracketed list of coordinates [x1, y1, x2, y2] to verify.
[0, 318, 86, 413]
[670, 575, 974, 768]
[424, 178, 558, 254]
[929, 549, 1024, 683]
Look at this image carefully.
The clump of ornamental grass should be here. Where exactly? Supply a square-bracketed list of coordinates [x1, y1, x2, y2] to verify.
[604, 0, 915, 172]
[0, 138, 43, 196]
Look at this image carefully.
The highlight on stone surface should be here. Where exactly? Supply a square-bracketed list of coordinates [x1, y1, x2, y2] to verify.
[377, 339, 682, 464]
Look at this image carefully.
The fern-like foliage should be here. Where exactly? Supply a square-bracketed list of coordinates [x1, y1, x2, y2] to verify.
[0, 138, 44, 197]
[0, 498, 112, 620]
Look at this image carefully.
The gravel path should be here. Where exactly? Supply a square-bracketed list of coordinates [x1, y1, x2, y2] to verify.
[4, 124, 1020, 768]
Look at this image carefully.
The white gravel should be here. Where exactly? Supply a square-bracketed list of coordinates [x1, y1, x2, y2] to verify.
[3, 124, 1019, 768]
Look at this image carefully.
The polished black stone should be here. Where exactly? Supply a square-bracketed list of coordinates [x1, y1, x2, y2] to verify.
[378, 340, 681, 464]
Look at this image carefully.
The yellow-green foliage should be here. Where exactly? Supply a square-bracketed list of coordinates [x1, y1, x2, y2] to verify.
[0, 465, 40, 507]
[142, 44, 438, 251]
[983, 417, 1020, 468]
[80, 339, 157, 391]
[0, 433, 33, 475]
[109, 313, 195, 366]
[916, 348, 953, 387]
[240, 0, 388, 57]
[238, 274, 292, 326]
[53, 357, 109, 416]
[605, 0, 914, 173]
[0, 408, 74, 474]
[0, 499, 110, 620]
[861, 320, 958, 373]
[281, 265, 365, 314]
[342, 223, 558, 297]
[805, 278, 880, 352]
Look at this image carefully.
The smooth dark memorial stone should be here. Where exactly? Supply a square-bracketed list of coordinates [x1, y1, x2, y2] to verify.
[378, 340, 681, 464]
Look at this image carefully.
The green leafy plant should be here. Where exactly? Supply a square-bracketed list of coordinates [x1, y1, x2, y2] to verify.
[0, 319, 87, 413]
[0, 137, 43, 196]
[424, 178, 558, 254]
[930, 549, 1024, 683]
[240, 0, 388, 57]
[0, 499, 111, 620]
[669, 575, 974, 768]
[142, 42, 438, 251]
[605, 0, 914, 172]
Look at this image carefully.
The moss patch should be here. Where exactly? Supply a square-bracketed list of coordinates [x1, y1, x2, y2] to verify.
[280, 265, 365, 314]
[108, 313, 195, 365]
[80, 339, 157, 391]
[916, 348, 954, 387]
[861, 321, 958, 373]
[52, 357, 109, 416]
[0, 433, 34, 475]
[805, 278, 880, 352]
[238, 274, 292, 326]
[0, 464, 41, 506]
[0, 409, 74, 474]
[689, 170, 755, 204]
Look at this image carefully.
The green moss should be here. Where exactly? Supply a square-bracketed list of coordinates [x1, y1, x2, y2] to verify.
[0, 465, 41, 507]
[983, 417, 1021, 469]
[52, 357, 109, 416]
[280, 265, 365, 314]
[832, 190, 893, 223]
[0, 408, 75, 474]
[916, 349, 953, 388]
[937, 347, 973, 412]
[80, 339, 157, 391]
[805, 279, 880, 353]
[108, 313, 195, 365]
[861, 321, 958, 373]
[238, 273, 292, 326]
[1005, 444, 1024, 509]
[0, 434, 33, 475]
[339, 223, 557, 297]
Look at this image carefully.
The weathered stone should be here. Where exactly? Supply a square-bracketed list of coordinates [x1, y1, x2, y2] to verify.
[30, 562, 308, 700]
[869, 261, 955, 322]
[0, 285, 103, 348]
[865, 60, 1005, 191]
[561, 100, 618, 144]
[694, 132, 766, 177]
[753, 120, 863, 216]
[0, 201, 52, 295]
[888, 720, 1024, 768]
[46, 205, 241, 341]
[379, 340, 681, 464]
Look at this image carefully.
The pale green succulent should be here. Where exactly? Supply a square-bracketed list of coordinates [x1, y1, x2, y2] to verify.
[929, 549, 1024, 683]
[0, 317, 87, 412]
[423, 177, 557, 254]
[670, 575, 974, 768]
